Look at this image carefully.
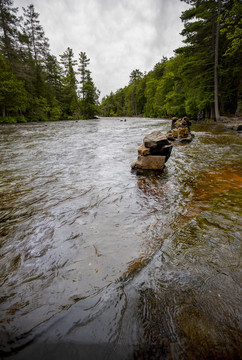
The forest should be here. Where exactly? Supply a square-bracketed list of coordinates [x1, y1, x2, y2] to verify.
[0, 0, 241, 123]
[0, 0, 100, 123]
[101, 0, 241, 121]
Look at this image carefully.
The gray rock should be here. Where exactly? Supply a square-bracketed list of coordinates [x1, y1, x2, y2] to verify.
[135, 155, 166, 170]
[143, 131, 170, 149]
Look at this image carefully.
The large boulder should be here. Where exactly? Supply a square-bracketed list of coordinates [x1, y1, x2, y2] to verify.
[138, 143, 173, 160]
[143, 131, 170, 149]
[135, 155, 166, 170]
[172, 117, 191, 130]
[132, 130, 173, 172]
[167, 116, 193, 141]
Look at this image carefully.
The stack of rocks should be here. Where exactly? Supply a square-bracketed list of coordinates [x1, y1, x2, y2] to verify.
[131, 130, 172, 171]
[166, 117, 193, 142]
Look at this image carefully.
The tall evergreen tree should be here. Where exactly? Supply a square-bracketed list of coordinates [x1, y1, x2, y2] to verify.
[22, 4, 49, 62]
[78, 51, 90, 99]
[128, 69, 143, 115]
[45, 54, 62, 100]
[78, 52, 99, 119]
[0, 54, 27, 117]
[220, 0, 242, 116]
[0, 0, 100, 122]
[21, 4, 50, 99]
[178, 0, 238, 120]
[129, 69, 143, 84]
[59, 47, 78, 117]
[0, 0, 19, 66]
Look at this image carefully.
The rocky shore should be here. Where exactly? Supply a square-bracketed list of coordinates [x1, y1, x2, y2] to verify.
[219, 116, 242, 132]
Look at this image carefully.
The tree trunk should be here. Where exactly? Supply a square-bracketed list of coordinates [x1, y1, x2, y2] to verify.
[214, 0, 221, 121]
[210, 103, 215, 120]
[235, 75, 242, 117]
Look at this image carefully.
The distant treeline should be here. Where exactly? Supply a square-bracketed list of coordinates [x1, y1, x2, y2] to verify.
[0, 0, 100, 123]
[101, 0, 241, 120]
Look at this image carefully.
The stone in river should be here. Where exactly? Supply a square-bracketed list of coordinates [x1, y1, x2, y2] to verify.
[178, 127, 189, 139]
[158, 144, 173, 161]
[135, 155, 166, 170]
[143, 131, 170, 149]
[172, 129, 179, 138]
[138, 143, 172, 161]
[138, 144, 151, 156]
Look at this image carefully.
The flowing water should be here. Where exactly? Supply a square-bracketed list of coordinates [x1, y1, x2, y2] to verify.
[0, 118, 241, 359]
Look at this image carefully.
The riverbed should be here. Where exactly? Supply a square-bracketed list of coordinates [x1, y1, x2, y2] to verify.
[0, 117, 241, 359]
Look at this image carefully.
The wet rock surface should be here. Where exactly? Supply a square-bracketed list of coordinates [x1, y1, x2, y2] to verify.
[143, 130, 170, 149]
[167, 116, 193, 142]
[132, 117, 193, 171]
[135, 155, 166, 170]
[132, 130, 172, 171]
[219, 116, 242, 133]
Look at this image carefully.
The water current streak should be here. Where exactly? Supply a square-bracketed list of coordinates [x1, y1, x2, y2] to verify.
[0, 118, 241, 359]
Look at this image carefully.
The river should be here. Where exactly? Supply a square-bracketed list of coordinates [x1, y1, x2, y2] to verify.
[0, 117, 241, 359]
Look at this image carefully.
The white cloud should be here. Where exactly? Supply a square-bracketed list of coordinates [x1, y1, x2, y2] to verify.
[14, 0, 188, 98]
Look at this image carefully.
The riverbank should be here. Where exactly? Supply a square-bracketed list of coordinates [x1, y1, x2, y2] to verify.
[189, 116, 242, 134]
[219, 116, 242, 132]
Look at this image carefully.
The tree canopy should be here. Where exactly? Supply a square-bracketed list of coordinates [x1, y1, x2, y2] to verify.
[1, 0, 240, 122]
[100, 0, 241, 120]
[0, 0, 99, 122]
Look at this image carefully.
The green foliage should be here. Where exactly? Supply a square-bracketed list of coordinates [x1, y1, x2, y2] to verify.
[129, 69, 143, 84]
[0, 1, 99, 122]
[27, 96, 49, 121]
[0, 0, 19, 65]
[49, 101, 62, 121]
[0, 115, 26, 123]
[100, 0, 240, 119]
[0, 54, 28, 116]
[0, 0, 239, 122]
[221, 0, 242, 56]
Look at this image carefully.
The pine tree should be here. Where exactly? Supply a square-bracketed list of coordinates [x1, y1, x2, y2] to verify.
[21, 4, 50, 99]
[45, 54, 62, 100]
[22, 4, 49, 62]
[128, 69, 143, 115]
[59, 47, 78, 117]
[0, 54, 27, 117]
[0, 0, 19, 67]
[220, 0, 242, 116]
[129, 69, 143, 84]
[178, 0, 238, 120]
[78, 51, 90, 99]
[78, 51, 99, 119]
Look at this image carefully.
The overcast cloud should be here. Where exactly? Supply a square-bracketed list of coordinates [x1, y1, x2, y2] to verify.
[14, 0, 188, 98]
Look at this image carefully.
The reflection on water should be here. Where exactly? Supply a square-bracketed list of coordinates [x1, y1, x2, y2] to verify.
[0, 118, 241, 359]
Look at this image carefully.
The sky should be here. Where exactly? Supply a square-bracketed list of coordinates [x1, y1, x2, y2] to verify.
[14, 0, 188, 99]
